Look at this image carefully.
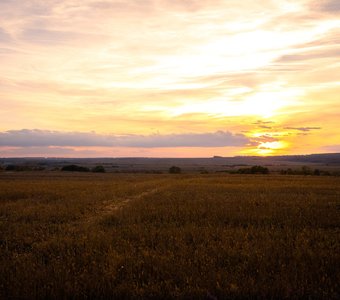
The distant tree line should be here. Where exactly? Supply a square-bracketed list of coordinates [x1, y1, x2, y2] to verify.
[61, 165, 90, 172]
[3, 165, 45, 171]
[236, 165, 269, 174]
[61, 165, 106, 173]
[279, 166, 338, 176]
[217, 165, 340, 176]
[111, 170, 163, 174]
[0, 164, 106, 173]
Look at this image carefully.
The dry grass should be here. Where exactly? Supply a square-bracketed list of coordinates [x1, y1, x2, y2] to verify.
[0, 172, 339, 299]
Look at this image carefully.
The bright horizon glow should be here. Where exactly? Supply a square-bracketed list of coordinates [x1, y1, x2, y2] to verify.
[0, 0, 339, 157]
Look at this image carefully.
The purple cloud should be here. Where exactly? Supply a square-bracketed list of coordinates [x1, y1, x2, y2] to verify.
[311, 0, 340, 13]
[0, 129, 250, 148]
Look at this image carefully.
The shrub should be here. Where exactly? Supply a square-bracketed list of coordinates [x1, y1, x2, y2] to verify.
[251, 165, 269, 174]
[5, 165, 17, 171]
[169, 166, 181, 174]
[313, 169, 321, 176]
[92, 165, 106, 173]
[301, 166, 312, 175]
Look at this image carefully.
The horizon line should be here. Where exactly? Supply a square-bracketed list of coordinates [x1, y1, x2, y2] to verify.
[1, 152, 340, 160]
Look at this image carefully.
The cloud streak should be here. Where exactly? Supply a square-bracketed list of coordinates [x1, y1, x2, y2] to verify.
[0, 129, 250, 148]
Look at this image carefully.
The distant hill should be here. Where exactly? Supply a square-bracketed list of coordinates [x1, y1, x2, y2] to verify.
[1, 153, 340, 172]
[231, 153, 340, 165]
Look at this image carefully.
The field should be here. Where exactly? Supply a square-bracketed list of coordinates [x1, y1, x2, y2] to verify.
[0, 172, 339, 299]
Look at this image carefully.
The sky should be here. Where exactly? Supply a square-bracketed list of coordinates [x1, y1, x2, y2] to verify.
[0, 0, 339, 157]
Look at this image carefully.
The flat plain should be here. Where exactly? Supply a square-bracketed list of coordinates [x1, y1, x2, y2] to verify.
[0, 172, 339, 299]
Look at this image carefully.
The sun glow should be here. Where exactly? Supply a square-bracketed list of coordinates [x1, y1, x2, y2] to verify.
[254, 141, 289, 156]
[167, 86, 302, 118]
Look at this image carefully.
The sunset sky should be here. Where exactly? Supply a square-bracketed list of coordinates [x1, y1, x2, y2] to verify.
[0, 0, 339, 157]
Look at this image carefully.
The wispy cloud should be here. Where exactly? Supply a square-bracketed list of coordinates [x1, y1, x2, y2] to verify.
[284, 127, 321, 132]
[277, 49, 340, 63]
[0, 27, 11, 43]
[0, 146, 98, 157]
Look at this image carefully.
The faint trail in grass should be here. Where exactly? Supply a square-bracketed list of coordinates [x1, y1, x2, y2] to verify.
[103, 188, 159, 214]
[83, 187, 160, 225]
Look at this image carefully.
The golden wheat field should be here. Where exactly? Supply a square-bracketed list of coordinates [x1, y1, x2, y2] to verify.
[0, 172, 339, 299]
